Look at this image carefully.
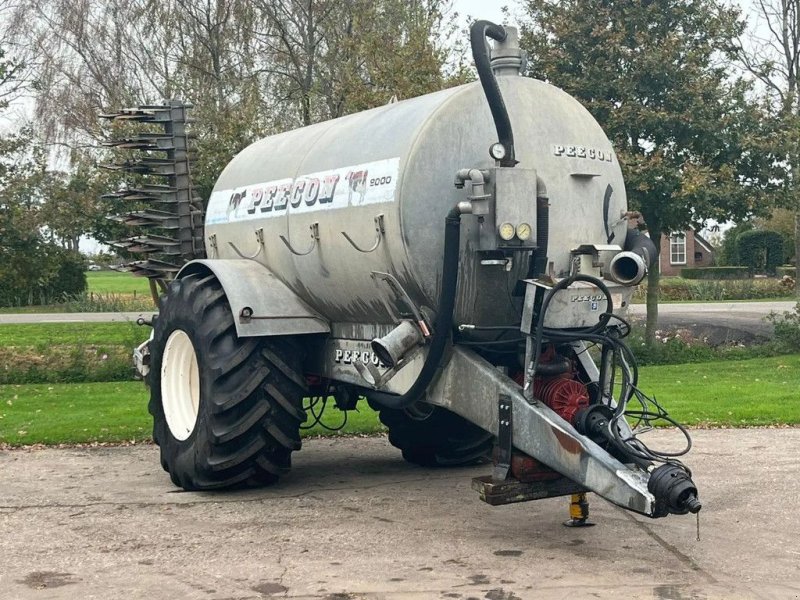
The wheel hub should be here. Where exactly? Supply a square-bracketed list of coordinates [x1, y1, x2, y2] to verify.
[161, 329, 200, 441]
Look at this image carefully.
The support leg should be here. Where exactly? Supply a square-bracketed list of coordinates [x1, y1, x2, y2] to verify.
[563, 492, 595, 527]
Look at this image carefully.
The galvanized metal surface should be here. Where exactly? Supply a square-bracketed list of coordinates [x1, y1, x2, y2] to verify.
[520, 279, 634, 332]
[426, 346, 655, 516]
[313, 338, 425, 394]
[177, 259, 329, 337]
[102, 101, 205, 281]
[205, 76, 627, 327]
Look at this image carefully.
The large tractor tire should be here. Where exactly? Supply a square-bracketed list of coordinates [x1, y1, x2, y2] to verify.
[147, 272, 307, 490]
[370, 401, 494, 467]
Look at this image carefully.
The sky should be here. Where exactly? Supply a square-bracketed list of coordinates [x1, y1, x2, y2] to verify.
[5, 0, 773, 252]
[451, 0, 509, 26]
[451, 0, 759, 32]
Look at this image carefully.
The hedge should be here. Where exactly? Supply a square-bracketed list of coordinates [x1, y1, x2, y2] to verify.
[777, 266, 797, 278]
[680, 266, 750, 280]
[736, 229, 784, 275]
[0, 246, 87, 307]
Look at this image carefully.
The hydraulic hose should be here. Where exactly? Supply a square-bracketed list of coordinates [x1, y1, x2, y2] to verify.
[528, 273, 614, 385]
[470, 20, 516, 167]
[366, 206, 464, 410]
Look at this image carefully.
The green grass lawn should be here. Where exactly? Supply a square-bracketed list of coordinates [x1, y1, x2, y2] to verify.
[0, 272, 154, 314]
[1, 355, 797, 446]
[86, 271, 152, 295]
[633, 355, 800, 426]
[0, 322, 149, 347]
[0, 382, 384, 445]
[0, 322, 151, 386]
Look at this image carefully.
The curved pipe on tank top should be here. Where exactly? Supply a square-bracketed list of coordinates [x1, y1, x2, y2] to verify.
[470, 20, 517, 167]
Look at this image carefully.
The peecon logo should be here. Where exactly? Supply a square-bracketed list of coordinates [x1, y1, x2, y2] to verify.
[227, 173, 343, 217]
[552, 144, 613, 162]
[207, 157, 401, 225]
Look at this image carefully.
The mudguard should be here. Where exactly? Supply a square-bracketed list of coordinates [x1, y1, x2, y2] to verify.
[177, 259, 330, 338]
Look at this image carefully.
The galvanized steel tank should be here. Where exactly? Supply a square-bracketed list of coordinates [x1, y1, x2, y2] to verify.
[205, 70, 628, 326]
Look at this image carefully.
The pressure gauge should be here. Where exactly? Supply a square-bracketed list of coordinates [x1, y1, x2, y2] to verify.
[516, 222, 532, 241]
[499, 222, 516, 241]
[489, 142, 507, 161]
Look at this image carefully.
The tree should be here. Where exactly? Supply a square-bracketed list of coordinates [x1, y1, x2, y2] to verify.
[737, 0, 800, 295]
[717, 221, 754, 266]
[0, 126, 88, 306]
[756, 207, 796, 263]
[520, 0, 781, 342]
[736, 229, 785, 274]
[0, 44, 88, 305]
[38, 155, 120, 252]
[3, 0, 463, 204]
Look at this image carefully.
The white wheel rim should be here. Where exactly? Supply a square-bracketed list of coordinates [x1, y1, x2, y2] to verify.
[161, 329, 200, 441]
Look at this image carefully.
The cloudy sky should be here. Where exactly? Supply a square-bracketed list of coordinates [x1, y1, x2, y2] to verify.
[451, 0, 509, 25]
[451, 0, 757, 31]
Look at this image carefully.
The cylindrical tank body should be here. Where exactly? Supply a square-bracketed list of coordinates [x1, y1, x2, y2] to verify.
[205, 76, 628, 327]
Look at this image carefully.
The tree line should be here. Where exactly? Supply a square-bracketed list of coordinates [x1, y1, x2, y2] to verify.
[0, 0, 798, 337]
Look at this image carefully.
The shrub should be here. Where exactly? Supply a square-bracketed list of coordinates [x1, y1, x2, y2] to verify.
[0, 246, 88, 307]
[0, 344, 136, 384]
[777, 266, 797, 278]
[766, 303, 800, 352]
[0, 323, 147, 384]
[624, 324, 782, 365]
[634, 277, 790, 302]
[736, 230, 784, 275]
[717, 222, 753, 267]
[680, 266, 749, 280]
[45, 249, 87, 298]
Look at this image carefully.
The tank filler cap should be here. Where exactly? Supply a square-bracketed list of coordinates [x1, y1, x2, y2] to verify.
[490, 26, 526, 76]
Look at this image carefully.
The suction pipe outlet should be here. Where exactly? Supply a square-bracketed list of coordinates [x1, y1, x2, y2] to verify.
[607, 228, 658, 286]
[607, 251, 647, 286]
[371, 321, 424, 369]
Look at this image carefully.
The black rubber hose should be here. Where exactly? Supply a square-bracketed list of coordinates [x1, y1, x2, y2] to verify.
[624, 228, 657, 269]
[470, 20, 516, 167]
[529, 274, 614, 383]
[366, 206, 463, 409]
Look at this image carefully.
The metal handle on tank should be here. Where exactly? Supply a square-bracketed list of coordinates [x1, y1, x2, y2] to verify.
[341, 214, 385, 253]
[280, 222, 320, 256]
[228, 227, 265, 260]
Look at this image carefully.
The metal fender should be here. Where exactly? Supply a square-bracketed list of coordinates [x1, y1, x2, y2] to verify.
[177, 259, 330, 338]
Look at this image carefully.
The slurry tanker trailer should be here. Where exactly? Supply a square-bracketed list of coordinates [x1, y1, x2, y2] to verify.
[132, 21, 701, 524]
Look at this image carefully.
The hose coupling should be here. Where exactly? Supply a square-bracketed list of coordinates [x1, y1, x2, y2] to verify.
[648, 463, 702, 517]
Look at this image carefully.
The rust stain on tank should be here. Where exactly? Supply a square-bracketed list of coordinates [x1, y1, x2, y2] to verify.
[552, 427, 582, 455]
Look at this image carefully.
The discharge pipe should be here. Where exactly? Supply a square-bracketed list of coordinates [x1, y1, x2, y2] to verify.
[471, 20, 517, 167]
[607, 229, 657, 286]
[365, 204, 467, 410]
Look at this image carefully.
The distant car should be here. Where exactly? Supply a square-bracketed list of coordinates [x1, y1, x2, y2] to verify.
[87, 264, 102, 271]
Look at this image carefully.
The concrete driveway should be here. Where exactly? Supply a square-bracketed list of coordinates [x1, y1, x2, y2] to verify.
[1, 430, 798, 599]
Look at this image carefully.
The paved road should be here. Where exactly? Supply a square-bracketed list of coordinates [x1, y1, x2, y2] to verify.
[0, 301, 795, 330]
[1, 430, 798, 599]
[0, 311, 150, 324]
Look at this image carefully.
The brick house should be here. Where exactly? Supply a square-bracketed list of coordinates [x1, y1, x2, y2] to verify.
[658, 230, 715, 276]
